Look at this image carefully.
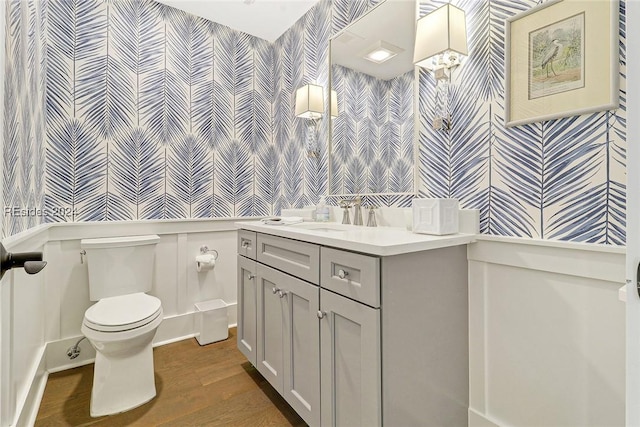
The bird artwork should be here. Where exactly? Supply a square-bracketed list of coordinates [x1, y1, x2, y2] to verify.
[541, 39, 563, 78]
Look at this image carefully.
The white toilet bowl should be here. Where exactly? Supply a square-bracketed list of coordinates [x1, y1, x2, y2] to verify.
[82, 292, 163, 417]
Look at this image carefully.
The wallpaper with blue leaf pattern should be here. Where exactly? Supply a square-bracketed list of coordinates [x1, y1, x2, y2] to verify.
[42, 0, 279, 222]
[417, 0, 626, 244]
[3, 0, 627, 245]
[3, 0, 47, 237]
[330, 65, 414, 195]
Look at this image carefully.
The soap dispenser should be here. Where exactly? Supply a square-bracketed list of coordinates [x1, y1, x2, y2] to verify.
[315, 196, 330, 222]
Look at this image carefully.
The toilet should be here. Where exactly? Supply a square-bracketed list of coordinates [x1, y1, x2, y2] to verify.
[80, 235, 163, 417]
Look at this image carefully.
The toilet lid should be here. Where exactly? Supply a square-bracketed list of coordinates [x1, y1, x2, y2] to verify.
[84, 293, 162, 331]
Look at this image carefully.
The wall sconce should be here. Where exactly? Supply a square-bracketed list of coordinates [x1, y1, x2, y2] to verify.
[413, 3, 468, 73]
[413, 3, 468, 131]
[296, 83, 325, 158]
[295, 84, 324, 119]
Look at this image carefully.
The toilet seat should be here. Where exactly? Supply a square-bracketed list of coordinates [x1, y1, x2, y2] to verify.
[84, 293, 162, 332]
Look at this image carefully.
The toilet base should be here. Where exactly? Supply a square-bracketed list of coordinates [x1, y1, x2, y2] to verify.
[90, 339, 157, 417]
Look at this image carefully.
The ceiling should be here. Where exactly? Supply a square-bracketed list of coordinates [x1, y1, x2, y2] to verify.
[156, 0, 322, 42]
[331, 0, 416, 80]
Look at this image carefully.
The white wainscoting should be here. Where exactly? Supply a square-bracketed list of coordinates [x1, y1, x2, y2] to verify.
[1, 224, 627, 426]
[468, 236, 626, 427]
[0, 218, 254, 426]
[0, 229, 47, 427]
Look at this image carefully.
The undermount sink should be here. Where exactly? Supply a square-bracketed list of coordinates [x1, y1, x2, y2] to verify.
[290, 223, 354, 232]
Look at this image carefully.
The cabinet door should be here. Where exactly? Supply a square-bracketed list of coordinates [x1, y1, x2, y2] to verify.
[282, 273, 320, 427]
[237, 255, 257, 365]
[256, 263, 286, 393]
[320, 289, 381, 427]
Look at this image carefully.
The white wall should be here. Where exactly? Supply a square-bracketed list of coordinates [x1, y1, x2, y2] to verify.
[0, 228, 47, 426]
[468, 237, 626, 427]
[1, 218, 250, 426]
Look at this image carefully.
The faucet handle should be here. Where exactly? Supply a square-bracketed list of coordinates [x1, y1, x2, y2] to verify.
[341, 203, 352, 224]
[366, 206, 378, 227]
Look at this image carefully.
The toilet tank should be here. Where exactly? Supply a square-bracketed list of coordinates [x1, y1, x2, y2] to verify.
[81, 235, 161, 301]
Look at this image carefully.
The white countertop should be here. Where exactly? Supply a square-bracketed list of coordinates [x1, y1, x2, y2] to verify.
[237, 221, 476, 256]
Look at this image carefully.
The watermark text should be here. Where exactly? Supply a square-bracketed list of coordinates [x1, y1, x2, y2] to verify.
[4, 206, 78, 218]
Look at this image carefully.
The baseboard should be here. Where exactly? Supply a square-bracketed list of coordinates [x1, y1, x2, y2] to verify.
[46, 335, 96, 373]
[226, 302, 237, 328]
[153, 312, 196, 346]
[468, 408, 506, 427]
[14, 347, 47, 427]
[46, 309, 239, 373]
[18, 372, 48, 427]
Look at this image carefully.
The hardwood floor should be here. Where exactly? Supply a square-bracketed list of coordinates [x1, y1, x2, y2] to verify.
[35, 328, 306, 426]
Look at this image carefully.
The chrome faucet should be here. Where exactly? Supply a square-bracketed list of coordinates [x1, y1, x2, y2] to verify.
[340, 197, 363, 225]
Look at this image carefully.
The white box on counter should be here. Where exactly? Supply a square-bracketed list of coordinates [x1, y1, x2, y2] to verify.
[412, 198, 459, 235]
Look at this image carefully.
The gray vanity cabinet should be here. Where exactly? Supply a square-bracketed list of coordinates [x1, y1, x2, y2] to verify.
[280, 267, 320, 426]
[253, 248, 321, 426]
[255, 262, 321, 427]
[255, 263, 286, 391]
[319, 247, 382, 426]
[238, 228, 468, 427]
[319, 288, 381, 426]
[237, 254, 257, 365]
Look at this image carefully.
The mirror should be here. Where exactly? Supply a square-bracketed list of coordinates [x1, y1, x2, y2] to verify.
[329, 0, 418, 197]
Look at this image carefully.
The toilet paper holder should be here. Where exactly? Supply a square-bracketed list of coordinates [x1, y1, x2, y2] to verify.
[199, 246, 219, 260]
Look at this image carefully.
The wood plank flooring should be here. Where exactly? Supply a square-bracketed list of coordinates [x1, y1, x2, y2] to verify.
[35, 328, 306, 426]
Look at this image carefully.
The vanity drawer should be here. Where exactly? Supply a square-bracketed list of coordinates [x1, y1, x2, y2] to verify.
[320, 247, 380, 307]
[238, 230, 257, 260]
[257, 234, 320, 285]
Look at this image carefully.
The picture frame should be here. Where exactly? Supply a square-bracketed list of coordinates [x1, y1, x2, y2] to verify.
[504, 0, 619, 127]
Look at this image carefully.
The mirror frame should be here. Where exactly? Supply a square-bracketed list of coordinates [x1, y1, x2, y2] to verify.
[327, 0, 420, 198]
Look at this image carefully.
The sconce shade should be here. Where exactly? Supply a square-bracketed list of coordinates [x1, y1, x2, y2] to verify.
[330, 90, 339, 118]
[413, 4, 468, 70]
[296, 84, 324, 119]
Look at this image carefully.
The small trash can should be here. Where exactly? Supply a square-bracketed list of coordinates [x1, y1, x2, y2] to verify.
[194, 299, 229, 345]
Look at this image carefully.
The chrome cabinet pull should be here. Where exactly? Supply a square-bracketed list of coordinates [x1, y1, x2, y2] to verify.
[241, 240, 250, 249]
[278, 290, 288, 298]
[637, 261, 640, 299]
[247, 273, 255, 280]
[337, 269, 349, 279]
[317, 310, 326, 319]
[80, 250, 86, 264]
[272, 287, 280, 294]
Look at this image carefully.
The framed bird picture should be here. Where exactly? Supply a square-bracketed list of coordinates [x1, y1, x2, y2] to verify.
[504, 0, 619, 127]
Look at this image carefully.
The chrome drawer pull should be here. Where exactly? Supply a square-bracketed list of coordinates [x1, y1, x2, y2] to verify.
[272, 287, 280, 294]
[247, 273, 255, 280]
[241, 240, 251, 249]
[278, 290, 288, 298]
[337, 269, 349, 279]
